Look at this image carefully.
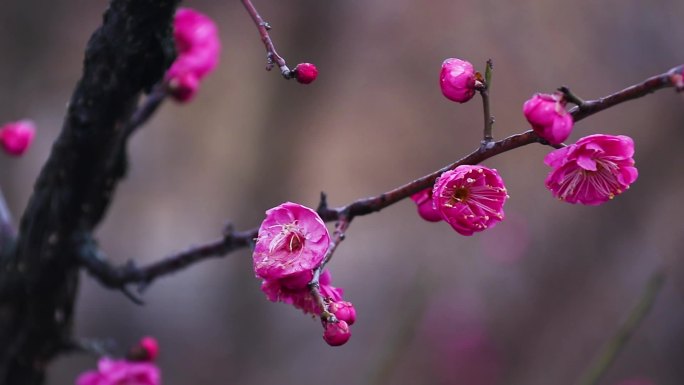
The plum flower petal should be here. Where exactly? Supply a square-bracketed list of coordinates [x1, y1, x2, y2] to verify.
[544, 134, 638, 205]
[253, 202, 330, 280]
[76, 358, 160, 385]
[260, 269, 343, 315]
[432, 165, 508, 236]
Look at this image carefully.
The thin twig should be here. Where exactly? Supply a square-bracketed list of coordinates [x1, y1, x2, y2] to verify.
[575, 268, 667, 385]
[479, 59, 495, 147]
[241, 0, 292, 78]
[124, 84, 167, 138]
[81, 66, 681, 291]
[309, 215, 352, 319]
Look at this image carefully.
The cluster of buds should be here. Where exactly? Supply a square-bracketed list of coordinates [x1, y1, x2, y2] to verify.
[253, 202, 356, 346]
[166, 8, 221, 102]
[76, 337, 160, 385]
[0, 120, 35, 156]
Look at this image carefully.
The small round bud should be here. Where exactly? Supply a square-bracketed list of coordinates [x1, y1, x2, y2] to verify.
[440, 58, 476, 103]
[523, 93, 573, 145]
[329, 301, 356, 326]
[323, 320, 351, 346]
[140, 337, 159, 361]
[0, 120, 35, 157]
[294, 63, 318, 84]
[410, 189, 442, 222]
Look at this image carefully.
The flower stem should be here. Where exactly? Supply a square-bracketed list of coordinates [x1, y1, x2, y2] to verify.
[241, 0, 292, 78]
[575, 268, 666, 385]
[479, 59, 495, 147]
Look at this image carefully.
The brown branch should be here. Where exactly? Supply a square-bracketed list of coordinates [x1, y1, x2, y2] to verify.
[569, 64, 683, 122]
[81, 65, 682, 294]
[241, 0, 293, 78]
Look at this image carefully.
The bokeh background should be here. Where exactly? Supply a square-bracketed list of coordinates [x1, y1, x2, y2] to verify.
[1, 1, 683, 384]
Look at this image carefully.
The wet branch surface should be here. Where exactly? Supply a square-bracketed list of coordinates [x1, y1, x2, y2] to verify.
[0, 1, 179, 384]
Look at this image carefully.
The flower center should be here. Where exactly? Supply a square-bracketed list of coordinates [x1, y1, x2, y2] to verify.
[268, 223, 306, 254]
[450, 187, 469, 203]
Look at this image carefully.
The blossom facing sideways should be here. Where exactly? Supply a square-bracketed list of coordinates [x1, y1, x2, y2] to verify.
[432, 165, 508, 236]
[523, 93, 573, 145]
[0, 120, 35, 156]
[440, 58, 476, 103]
[76, 358, 160, 385]
[544, 134, 638, 205]
[166, 8, 221, 102]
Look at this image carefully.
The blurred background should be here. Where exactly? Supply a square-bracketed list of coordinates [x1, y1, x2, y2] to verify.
[1, 1, 683, 384]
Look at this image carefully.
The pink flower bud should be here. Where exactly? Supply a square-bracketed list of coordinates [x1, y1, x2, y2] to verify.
[166, 8, 221, 103]
[329, 301, 356, 325]
[139, 337, 159, 361]
[76, 358, 160, 385]
[523, 93, 574, 145]
[294, 63, 318, 84]
[432, 165, 508, 236]
[410, 189, 442, 222]
[440, 58, 476, 103]
[323, 320, 351, 346]
[544, 134, 638, 205]
[0, 120, 35, 156]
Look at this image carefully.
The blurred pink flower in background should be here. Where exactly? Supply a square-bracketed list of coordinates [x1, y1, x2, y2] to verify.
[545, 134, 638, 205]
[440, 58, 476, 103]
[523, 93, 573, 145]
[432, 165, 508, 236]
[0, 120, 35, 156]
[420, 294, 501, 385]
[76, 358, 160, 385]
[166, 7, 221, 102]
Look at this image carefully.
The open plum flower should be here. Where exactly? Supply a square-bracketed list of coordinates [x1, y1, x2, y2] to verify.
[432, 165, 508, 236]
[253, 202, 330, 279]
[544, 134, 638, 205]
[253, 202, 356, 346]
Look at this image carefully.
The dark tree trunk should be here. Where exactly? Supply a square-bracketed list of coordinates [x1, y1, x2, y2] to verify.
[0, 1, 179, 384]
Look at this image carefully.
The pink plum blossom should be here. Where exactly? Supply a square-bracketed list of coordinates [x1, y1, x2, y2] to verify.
[253, 202, 330, 280]
[0, 120, 35, 156]
[323, 320, 351, 346]
[75, 358, 160, 385]
[410, 189, 442, 222]
[544, 134, 638, 205]
[432, 165, 508, 236]
[440, 58, 476, 103]
[166, 8, 221, 102]
[523, 93, 574, 145]
[294, 63, 318, 84]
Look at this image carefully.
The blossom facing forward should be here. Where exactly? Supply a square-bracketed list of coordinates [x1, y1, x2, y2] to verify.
[523, 93, 573, 145]
[166, 8, 221, 102]
[440, 58, 476, 103]
[253, 202, 330, 280]
[76, 358, 160, 385]
[0, 120, 35, 156]
[432, 165, 508, 236]
[544, 134, 638, 205]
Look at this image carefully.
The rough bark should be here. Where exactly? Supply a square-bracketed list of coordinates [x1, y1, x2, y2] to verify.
[0, 1, 179, 384]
